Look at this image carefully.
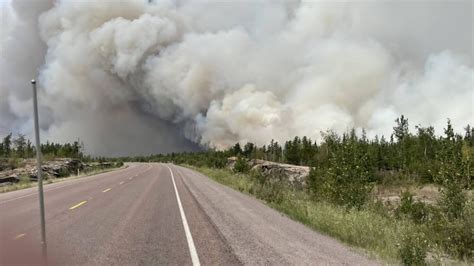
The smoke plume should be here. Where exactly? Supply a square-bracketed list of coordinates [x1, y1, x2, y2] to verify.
[1, 0, 472, 156]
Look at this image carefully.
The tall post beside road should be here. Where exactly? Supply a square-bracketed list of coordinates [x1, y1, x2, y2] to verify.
[32, 79, 47, 259]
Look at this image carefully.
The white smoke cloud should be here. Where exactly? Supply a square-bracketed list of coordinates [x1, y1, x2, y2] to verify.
[1, 0, 472, 155]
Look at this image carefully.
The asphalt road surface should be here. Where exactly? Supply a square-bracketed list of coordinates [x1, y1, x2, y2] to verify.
[0, 163, 377, 265]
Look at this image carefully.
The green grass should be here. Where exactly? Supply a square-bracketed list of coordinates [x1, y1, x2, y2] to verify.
[0, 165, 127, 193]
[189, 166, 471, 264]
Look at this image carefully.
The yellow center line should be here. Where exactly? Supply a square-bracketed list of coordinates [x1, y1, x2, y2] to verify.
[69, 200, 87, 210]
[102, 188, 111, 193]
[14, 233, 26, 240]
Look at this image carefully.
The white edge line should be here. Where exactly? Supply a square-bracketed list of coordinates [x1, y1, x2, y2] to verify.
[166, 164, 200, 266]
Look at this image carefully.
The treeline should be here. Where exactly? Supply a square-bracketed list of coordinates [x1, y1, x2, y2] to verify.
[0, 133, 84, 159]
[125, 116, 473, 187]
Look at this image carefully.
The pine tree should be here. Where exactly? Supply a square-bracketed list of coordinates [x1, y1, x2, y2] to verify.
[2, 133, 12, 157]
[231, 143, 242, 156]
[14, 134, 26, 158]
[436, 119, 466, 220]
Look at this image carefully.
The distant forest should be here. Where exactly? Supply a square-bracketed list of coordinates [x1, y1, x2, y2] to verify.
[125, 116, 473, 188]
[0, 134, 85, 160]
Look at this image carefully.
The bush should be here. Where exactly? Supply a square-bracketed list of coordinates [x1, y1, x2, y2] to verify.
[441, 218, 474, 259]
[233, 157, 250, 173]
[438, 181, 466, 220]
[398, 230, 428, 265]
[396, 190, 431, 224]
[57, 167, 70, 177]
[430, 200, 474, 260]
[250, 172, 286, 204]
[7, 157, 24, 170]
[19, 174, 31, 183]
[312, 143, 373, 209]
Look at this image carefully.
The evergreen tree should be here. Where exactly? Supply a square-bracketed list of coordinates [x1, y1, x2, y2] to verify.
[393, 115, 411, 171]
[231, 143, 242, 156]
[464, 124, 474, 146]
[243, 142, 255, 158]
[435, 119, 466, 220]
[2, 133, 12, 157]
[13, 134, 26, 158]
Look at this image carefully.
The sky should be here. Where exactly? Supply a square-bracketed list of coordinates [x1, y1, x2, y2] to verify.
[0, 0, 473, 156]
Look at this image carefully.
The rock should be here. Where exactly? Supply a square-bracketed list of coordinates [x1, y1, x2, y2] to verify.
[30, 158, 86, 179]
[227, 157, 310, 186]
[0, 173, 20, 184]
[0, 158, 86, 182]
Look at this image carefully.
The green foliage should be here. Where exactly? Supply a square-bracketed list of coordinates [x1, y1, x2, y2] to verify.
[233, 156, 250, 173]
[1, 133, 12, 157]
[310, 131, 373, 209]
[18, 174, 31, 183]
[231, 143, 242, 156]
[438, 181, 466, 220]
[439, 216, 474, 259]
[13, 134, 26, 158]
[7, 157, 24, 169]
[430, 200, 474, 260]
[0, 133, 84, 159]
[398, 230, 428, 266]
[396, 190, 431, 224]
[435, 119, 468, 220]
[57, 167, 70, 178]
[243, 142, 256, 158]
[247, 171, 286, 204]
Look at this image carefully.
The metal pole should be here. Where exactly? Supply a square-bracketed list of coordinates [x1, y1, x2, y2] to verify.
[32, 79, 47, 260]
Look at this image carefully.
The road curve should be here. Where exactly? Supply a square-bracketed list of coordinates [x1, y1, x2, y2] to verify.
[0, 163, 377, 265]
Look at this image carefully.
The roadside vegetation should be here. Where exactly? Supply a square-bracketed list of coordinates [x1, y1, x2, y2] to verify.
[120, 116, 473, 265]
[194, 167, 472, 264]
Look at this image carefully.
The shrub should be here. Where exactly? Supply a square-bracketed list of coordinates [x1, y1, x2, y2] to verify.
[247, 171, 286, 204]
[233, 156, 250, 173]
[312, 141, 373, 209]
[7, 157, 24, 169]
[441, 217, 474, 259]
[57, 167, 70, 177]
[430, 200, 474, 260]
[19, 174, 31, 183]
[438, 181, 466, 220]
[396, 190, 431, 224]
[398, 230, 428, 265]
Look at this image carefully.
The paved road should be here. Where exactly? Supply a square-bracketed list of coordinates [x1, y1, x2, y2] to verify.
[0, 163, 376, 265]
